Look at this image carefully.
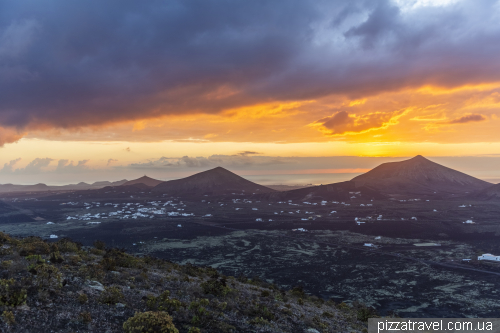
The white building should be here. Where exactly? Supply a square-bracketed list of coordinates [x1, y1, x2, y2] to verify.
[478, 253, 500, 261]
[364, 243, 375, 247]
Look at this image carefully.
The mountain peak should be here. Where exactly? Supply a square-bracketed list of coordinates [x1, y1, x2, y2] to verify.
[352, 156, 491, 196]
[122, 175, 163, 187]
[152, 167, 275, 196]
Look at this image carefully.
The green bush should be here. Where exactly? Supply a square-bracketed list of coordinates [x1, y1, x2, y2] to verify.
[79, 311, 92, 323]
[0, 279, 27, 307]
[103, 249, 139, 269]
[1, 260, 12, 269]
[68, 255, 81, 265]
[248, 317, 270, 326]
[31, 264, 62, 291]
[1, 310, 15, 325]
[78, 293, 88, 304]
[0, 232, 14, 245]
[200, 278, 230, 296]
[56, 238, 80, 253]
[322, 311, 334, 318]
[49, 251, 64, 264]
[357, 306, 378, 322]
[93, 240, 106, 250]
[247, 302, 275, 321]
[146, 291, 182, 312]
[19, 238, 50, 256]
[79, 263, 105, 280]
[123, 311, 178, 333]
[98, 286, 124, 305]
[337, 302, 350, 311]
[290, 285, 306, 298]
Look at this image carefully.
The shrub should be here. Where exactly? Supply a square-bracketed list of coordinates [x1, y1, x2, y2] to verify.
[182, 263, 204, 277]
[1, 310, 15, 326]
[98, 286, 124, 305]
[200, 278, 230, 296]
[337, 302, 350, 311]
[68, 255, 81, 265]
[290, 285, 306, 298]
[0, 232, 14, 245]
[1, 260, 12, 269]
[90, 248, 105, 256]
[79, 311, 92, 323]
[78, 293, 88, 304]
[146, 291, 182, 312]
[123, 311, 178, 333]
[19, 238, 50, 256]
[79, 263, 105, 280]
[103, 249, 139, 269]
[93, 240, 106, 250]
[31, 263, 63, 291]
[322, 311, 334, 318]
[188, 327, 201, 333]
[357, 306, 378, 322]
[0, 279, 27, 307]
[248, 317, 270, 326]
[100, 257, 117, 271]
[56, 238, 80, 253]
[49, 251, 64, 264]
[247, 302, 275, 321]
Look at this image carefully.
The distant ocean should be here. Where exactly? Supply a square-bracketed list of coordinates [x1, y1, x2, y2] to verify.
[244, 173, 361, 186]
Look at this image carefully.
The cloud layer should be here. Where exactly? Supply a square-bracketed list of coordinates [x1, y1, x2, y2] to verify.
[1, 0, 500, 145]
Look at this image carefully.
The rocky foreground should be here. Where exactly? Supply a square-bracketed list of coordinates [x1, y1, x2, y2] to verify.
[0, 232, 374, 332]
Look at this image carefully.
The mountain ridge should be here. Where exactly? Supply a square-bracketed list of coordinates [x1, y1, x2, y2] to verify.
[351, 155, 491, 196]
[151, 166, 276, 196]
[121, 176, 163, 187]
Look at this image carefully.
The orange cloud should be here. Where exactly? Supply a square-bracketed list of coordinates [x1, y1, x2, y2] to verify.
[17, 81, 500, 148]
[444, 114, 486, 125]
[311, 109, 408, 136]
[0, 127, 25, 147]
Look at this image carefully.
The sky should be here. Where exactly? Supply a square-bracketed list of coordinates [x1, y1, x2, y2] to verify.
[2, 0, 500, 185]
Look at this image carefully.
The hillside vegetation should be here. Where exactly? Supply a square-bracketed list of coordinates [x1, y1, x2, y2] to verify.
[0, 232, 373, 332]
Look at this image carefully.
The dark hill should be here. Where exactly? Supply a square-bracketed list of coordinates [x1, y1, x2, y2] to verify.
[92, 179, 128, 187]
[151, 167, 275, 196]
[470, 183, 500, 200]
[0, 232, 366, 332]
[0, 183, 50, 193]
[122, 176, 163, 187]
[352, 155, 491, 196]
[262, 181, 385, 201]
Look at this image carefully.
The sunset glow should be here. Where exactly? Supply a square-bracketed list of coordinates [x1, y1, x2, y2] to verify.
[1, 0, 500, 184]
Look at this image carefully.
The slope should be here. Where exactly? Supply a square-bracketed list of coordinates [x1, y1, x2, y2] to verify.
[151, 166, 275, 196]
[470, 183, 500, 200]
[263, 181, 385, 201]
[352, 155, 491, 196]
[122, 176, 163, 187]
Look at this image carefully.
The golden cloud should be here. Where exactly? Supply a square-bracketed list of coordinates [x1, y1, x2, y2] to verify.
[0, 127, 25, 147]
[310, 109, 409, 136]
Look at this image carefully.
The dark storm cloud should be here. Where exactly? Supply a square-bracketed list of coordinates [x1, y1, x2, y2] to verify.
[1, 0, 500, 133]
